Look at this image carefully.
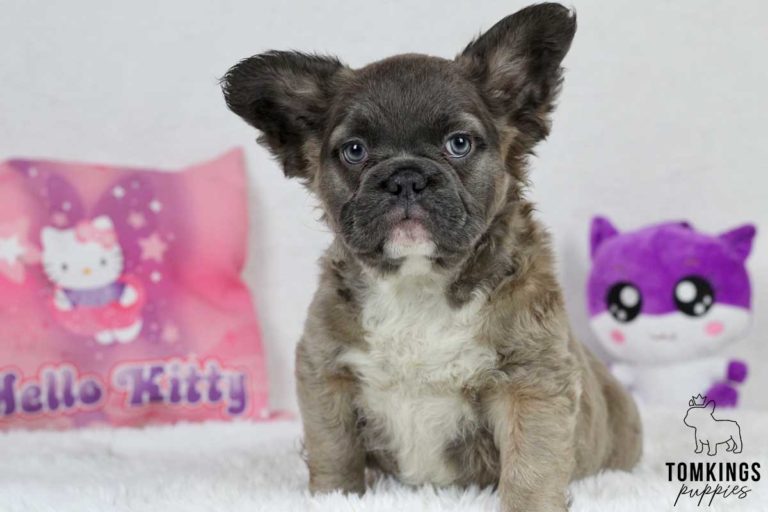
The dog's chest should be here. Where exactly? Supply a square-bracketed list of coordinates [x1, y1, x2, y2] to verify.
[341, 269, 497, 485]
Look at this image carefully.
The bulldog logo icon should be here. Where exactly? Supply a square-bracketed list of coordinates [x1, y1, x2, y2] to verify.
[683, 394, 743, 457]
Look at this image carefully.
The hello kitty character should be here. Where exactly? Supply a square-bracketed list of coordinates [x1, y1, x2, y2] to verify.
[588, 217, 755, 407]
[41, 215, 146, 344]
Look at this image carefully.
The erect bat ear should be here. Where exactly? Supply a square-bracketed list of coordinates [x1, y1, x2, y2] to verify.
[457, 3, 576, 149]
[221, 51, 347, 180]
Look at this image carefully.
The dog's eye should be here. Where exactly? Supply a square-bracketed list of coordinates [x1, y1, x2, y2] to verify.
[444, 134, 472, 158]
[606, 282, 642, 323]
[341, 142, 368, 165]
[674, 276, 714, 317]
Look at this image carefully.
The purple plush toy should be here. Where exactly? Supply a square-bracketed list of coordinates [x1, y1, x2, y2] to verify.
[588, 217, 756, 407]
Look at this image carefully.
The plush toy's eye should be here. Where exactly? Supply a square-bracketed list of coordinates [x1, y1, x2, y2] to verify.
[100, 257, 108, 267]
[341, 141, 368, 165]
[674, 276, 714, 317]
[606, 282, 642, 323]
[61, 263, 68, 272]
[444, 133, 472, 158]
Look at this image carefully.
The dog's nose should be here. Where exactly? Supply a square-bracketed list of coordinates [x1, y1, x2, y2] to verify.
[384, 169, 427, 199]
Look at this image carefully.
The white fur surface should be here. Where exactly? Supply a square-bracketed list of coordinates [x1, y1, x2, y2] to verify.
[2, 407, 768, 511]
[341, 268, 495, 485]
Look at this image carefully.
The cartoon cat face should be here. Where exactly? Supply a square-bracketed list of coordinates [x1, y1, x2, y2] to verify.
[588, 218, 755, 364]
[41, 216, 124, 290]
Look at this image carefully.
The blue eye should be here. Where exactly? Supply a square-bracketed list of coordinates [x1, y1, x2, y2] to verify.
[341, 142, 368, 165]
[444, 133, 472, 158]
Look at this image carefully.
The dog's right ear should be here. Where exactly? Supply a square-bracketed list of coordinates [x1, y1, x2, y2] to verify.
[221, 51, 346, 180]
[457, 3, 576, 149]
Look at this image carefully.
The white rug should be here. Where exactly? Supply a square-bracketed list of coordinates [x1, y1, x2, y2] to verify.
[1, 406, 767, 512]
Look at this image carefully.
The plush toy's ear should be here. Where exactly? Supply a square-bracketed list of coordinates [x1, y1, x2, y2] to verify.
[590, 216, 619, 259]
[719, 224, 756, 262]
[221, 51, 347, 180]
[456, 3, 576, 149]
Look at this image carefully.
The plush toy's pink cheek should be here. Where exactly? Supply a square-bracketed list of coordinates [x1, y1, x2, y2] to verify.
[610, 329, 625, 344]
[705, 321, 724, 336]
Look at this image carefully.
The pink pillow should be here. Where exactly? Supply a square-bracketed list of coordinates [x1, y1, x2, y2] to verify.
[0, 149, 270, 429]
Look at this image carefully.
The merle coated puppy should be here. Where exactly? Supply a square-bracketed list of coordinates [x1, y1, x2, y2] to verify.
[222, 3, 641, 510]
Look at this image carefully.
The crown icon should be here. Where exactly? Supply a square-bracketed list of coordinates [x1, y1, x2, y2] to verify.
[689, 394, 708, 407]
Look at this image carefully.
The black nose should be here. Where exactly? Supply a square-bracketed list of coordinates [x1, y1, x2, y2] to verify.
[384, 169, 427, 199]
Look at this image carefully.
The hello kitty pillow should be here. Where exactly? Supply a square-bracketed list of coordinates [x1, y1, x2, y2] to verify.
[0, 149, 271, 429]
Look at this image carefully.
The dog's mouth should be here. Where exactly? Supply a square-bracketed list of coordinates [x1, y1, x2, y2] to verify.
[338, 176, 484, 269]
[382, 207, 436, 258]
[390, 219, 430, 243]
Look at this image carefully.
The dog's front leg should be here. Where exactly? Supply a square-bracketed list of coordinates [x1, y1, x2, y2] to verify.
[295, 340, 365, 495]
[490, 389, 577, 512]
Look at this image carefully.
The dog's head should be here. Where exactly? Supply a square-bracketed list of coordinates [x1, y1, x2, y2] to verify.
[223, 3, 575, 273]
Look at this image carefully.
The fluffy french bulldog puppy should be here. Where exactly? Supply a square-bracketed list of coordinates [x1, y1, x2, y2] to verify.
[223, 3, 642, 510]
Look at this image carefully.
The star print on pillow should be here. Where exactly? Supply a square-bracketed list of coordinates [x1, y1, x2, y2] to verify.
[0, 219, 40, 283]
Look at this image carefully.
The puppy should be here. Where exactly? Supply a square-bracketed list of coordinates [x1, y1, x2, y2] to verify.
[222, 3, 642, 510]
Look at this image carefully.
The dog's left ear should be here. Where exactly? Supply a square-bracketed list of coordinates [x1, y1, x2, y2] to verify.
[221, 51, 347, 180]
[457, 3, 576, 146]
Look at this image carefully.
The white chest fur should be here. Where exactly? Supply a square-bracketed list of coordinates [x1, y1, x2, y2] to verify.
[340, 260, 497, 485]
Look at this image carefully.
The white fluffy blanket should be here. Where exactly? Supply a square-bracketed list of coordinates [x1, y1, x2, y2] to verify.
[2, 407, 767, 512]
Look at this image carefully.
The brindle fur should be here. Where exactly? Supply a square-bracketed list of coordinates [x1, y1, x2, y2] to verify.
[223, 4, 642, 510]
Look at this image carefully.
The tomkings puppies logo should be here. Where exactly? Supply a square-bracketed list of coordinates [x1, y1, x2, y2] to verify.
[667, 395, 761, 506]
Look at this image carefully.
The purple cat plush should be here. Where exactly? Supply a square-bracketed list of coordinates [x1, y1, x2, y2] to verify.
[588, 217, 756, 407]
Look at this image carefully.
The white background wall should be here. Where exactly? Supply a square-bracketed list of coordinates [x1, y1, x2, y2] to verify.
[2, 0, 767, 412]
